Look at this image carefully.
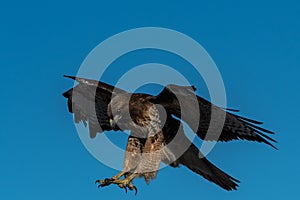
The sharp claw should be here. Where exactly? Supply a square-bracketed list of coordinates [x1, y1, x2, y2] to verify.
[95, 179, 111, 188]
[133, 186, 138, 195]
[119, 185, 127, 193]
[95, 177, 137, 194]
[127, 184, 137, 195]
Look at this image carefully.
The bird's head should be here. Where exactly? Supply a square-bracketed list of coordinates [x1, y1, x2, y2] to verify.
[107, 93, 152, 132]
[108, 93, 132, 131]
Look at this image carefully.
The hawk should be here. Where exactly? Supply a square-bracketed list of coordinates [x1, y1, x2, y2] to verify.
[62, 75, 276, 193]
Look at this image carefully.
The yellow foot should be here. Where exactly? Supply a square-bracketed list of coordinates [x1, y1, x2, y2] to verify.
[95, 177, 137, 195]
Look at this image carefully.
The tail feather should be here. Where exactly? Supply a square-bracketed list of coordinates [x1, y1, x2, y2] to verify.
[179, 144, 239, 191]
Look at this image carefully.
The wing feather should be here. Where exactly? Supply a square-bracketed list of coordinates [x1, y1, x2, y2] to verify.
[154, 84, 277, 148]
[162, 116, 239, 190]
[62, 75, 126, 138]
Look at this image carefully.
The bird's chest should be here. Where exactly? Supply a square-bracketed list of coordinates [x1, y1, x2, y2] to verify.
[129, 117, 162, 139]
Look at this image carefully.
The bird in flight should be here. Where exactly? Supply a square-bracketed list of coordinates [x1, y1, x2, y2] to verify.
[62, 75, 276, 194]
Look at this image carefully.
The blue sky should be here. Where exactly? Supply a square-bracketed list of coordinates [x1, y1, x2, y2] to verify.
[1, 0, 299, 199]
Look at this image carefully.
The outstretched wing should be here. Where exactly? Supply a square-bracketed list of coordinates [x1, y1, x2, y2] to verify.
[154, 84, 277, 149]
[162, 116, 239, 191]
[62, 75, 126, 138]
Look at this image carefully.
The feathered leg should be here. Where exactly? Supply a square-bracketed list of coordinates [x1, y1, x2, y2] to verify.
[95, 136, 142, 194]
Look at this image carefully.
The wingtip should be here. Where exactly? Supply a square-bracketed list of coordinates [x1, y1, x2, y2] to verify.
[63, 75, 76, 80]
[270, 137, 278, 150]
[223, 108, 240, 112]
[270, 143, 279, 150]
[263, 138, 278, 150]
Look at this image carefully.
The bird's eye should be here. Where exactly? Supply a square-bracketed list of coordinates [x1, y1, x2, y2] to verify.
[116, 109, 121, 114]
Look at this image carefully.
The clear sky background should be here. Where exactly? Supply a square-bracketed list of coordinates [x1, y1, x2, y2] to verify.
[1, 0, 299, 199]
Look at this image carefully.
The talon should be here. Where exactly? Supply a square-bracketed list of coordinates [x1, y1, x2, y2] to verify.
[95, 179, 111, 188]
[133, 186, 138, 195]
[127, 184, 137, 192]
[128, 185, 138, 195]
[94, 173, 137, 193]
[118, 184, 127, 193]
[123, 185, 128, 193]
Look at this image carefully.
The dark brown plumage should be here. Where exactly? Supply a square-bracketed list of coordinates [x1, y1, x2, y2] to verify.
[62, 75, 276, 192]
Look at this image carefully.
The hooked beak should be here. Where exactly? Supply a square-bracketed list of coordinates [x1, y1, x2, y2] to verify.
[109, 118, 114, 127]
[109, 118, 119, 130]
